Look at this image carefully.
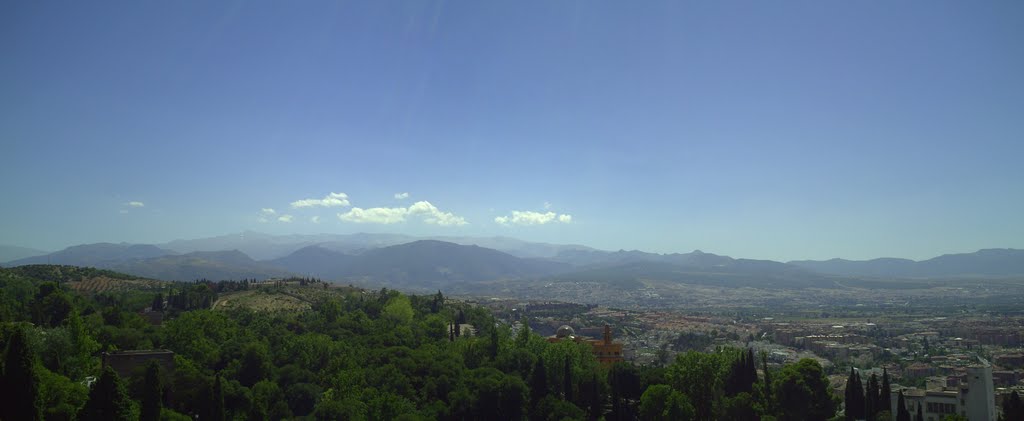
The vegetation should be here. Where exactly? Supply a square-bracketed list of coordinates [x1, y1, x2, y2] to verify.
[1, 265, 842, 420]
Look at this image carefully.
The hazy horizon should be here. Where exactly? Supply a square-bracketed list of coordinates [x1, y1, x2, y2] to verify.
[3, 1, 1023, 261]
[3, 229, 1021, 264]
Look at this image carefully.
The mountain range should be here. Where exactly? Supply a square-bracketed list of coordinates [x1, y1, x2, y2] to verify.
[3, 233, 1022, 289]
[788, 248, 1024, 278]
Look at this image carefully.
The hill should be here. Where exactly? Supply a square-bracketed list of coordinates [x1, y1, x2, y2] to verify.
[789, 248, 1024, 278]
[549, 258, 834, 289]
[0, 245, 49, 263]
[272, 240, 571, 288]
[6, 243, 172, 267]
[163, 231, 595, 260]
[110, 250, 294, 281]
[268, 245, 356, 277]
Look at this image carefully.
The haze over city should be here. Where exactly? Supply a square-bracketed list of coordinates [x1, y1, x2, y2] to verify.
[3, 1, 1023, 262]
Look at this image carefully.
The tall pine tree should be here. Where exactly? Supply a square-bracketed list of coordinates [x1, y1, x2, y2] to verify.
[761, 351, 773, 413]
[845, 367, 861, 421]
[865, 373, 880, 421]
[880, 368, 892, 415]
[895, 390, 911, 421]
[847, 370, 866, 420]
[563, 356, 573, 401]
[529, 358, 547, 409]
[746, 348, 758, 390]
[1, 327, 42, 421]
[211, 374, 226, 421]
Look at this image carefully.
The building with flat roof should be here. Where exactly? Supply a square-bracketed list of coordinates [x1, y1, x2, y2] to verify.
[102, 349, 175, 381]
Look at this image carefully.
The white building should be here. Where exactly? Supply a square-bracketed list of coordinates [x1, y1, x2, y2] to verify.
[891, 358, 997, 421]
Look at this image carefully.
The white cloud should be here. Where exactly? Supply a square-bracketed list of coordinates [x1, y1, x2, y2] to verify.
[258, 208, 277, 223]
[311, 215, 320, 224]
[394, 192, 409, 200]
[127, 201, 145, 208]
[277, 214, 293, 223]
[291, 192, 350, 208]
[408, 201, 468, 226]
[338, 206, 409, 224]
[337, 200, 467, 226]
[495, 210, 573, 226]
[543, 201, 552, 210]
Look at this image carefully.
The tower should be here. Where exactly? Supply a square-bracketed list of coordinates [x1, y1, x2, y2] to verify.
[965, 359, 996, 421]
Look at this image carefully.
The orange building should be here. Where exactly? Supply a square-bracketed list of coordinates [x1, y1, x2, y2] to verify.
[547, 324, 624, 366]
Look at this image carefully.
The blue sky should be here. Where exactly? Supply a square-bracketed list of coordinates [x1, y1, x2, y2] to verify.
[2, 1, 1022, 261]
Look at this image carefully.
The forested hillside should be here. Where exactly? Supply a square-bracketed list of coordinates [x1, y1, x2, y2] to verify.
[0, 265, 838, 421]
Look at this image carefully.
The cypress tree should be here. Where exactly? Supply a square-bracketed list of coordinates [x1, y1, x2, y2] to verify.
[866, 373, 880, 421]
[529, 358, 547, 408]
[1, 327, 42, 421]
[895, 390, 911, 421]
[845, 367, 858, 421]
[848, 370, 865, 420]
[1003, 391, 1024, 421]
[915, 402, 923, 421]
[140, 361, 163, 421]
[880, 368, 892, 415]
[212, 374, 226, 421]
[78, 366, 134, 421]
[761, 351, 772, 411]
[563, 356, 573, 401]
[746, 348, 757, 390]
[489, 326, 499, 359]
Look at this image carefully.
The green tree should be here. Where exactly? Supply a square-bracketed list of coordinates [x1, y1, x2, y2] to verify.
[78, 366, 135, 421]
[250, 379, 291, 421]
[238, 343, 272, 387]
[64, 309, 100, 380]
[38, 365, 89, 421]
[1, 326, 43, 421]
[667, 351, 725, 420]
[32, 282, 73, 328]
[719, 392, 761, 421]
[639, 384, 694, 421]
[533, 395, 585, 421]
[609, 362, 642, 420]
[383, 294, 414, 326]
[431, 290, 444, 313]
[773, 358, 835, 421]
[140, 361, 163, 421]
